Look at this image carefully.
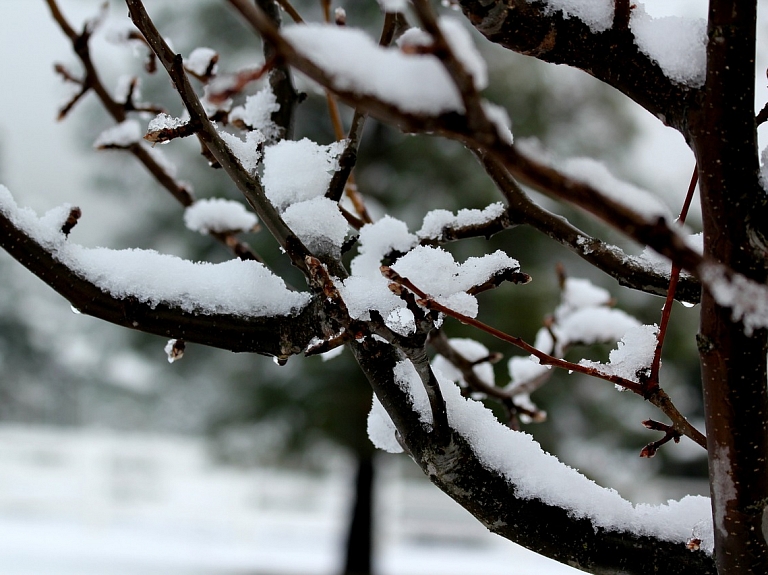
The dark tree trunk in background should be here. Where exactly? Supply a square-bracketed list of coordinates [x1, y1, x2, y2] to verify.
[343, 454, 374, 575]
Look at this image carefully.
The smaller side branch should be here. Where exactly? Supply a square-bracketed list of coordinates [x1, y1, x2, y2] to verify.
[0, 209, 322, 357]
[126, 0, 313, 273]
[384, 267, 707, 449]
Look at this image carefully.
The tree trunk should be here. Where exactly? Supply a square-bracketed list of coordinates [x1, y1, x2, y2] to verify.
[693, 1, 768, 571]
[343, 454, 375, 575]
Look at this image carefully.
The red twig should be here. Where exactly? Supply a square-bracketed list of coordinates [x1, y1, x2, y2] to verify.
[382, 266, 644, 394]
[648, 168, 698, 386]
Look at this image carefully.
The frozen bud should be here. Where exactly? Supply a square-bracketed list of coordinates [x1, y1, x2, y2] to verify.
[334, 7, 346, 25]
[164, 338, 185, 363]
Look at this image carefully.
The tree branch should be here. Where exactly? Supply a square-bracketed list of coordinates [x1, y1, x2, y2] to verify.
[351, 337, 715, 575]
[0, 209, 323, 357]
[456, 0, 702, 134]
[125, 0, 314, 274]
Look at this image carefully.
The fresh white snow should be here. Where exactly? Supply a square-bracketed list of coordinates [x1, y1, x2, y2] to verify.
[0, 185, 309, 317]
[183, 198, 258, 235]
[369, 358, 714, 552]
[93, 119, 142, 149]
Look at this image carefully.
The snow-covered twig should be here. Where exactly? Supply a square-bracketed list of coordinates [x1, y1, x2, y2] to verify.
[384, 266, 707, 449]
[126, 0, 314, 274]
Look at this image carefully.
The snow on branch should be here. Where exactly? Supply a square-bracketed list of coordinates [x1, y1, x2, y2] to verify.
[368, 357, 714, 551]
[0, 186, 309, 318]
[456, 0, 702, 133]
[281, 19, 485, 116]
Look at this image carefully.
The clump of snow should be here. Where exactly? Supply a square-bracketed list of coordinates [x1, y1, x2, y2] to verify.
[700, 263, 768, 336]
[481, 101, 514, 144]
[557, 307, 641, 348]
[0, 186, 309, 317]
[184, 198, 258, 235]
[630, 6, 706, 87]
[391, 246, 520, 318]
[262, 138, 346, 211]
[377, 0, 408, 12]
[560, 157, 670, 221]
[368, 395, 402, 452]
[636, 232, 702, 277]
[341, 224, 517, 333]
[164, 339, 184, 363]
[507, 356, 550, 392]
[282, 24, 465, 115]
[350, 217, 417, 277]
[146, 147, 181, 180]
[186, 47, 218, 77]
[555, 277, 612, 319]
[580, 324, 658, 382]
[114, 75, 139, 103]
[282, 197, 348, 257]
[94, 119, 142, 149]
[539, 0, 614, 33]
[761, 147, 768, 192]
[230, 87, 282, 141]
[148, 113, 187, 133]
[218, 129, 265, 175]
[417, 203, 506, 240]
[437, 18, 488, 91]
[368, 356, 714, 552]
[339, 275, 405, 322]
[433, 338, 495, 387]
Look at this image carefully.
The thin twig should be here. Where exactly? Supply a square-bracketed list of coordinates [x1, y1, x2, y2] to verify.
[383, 266, 708, 449]
[47, 0, 261, 261]
[649, 168, 699, 385]
[126, 0, 313, 274]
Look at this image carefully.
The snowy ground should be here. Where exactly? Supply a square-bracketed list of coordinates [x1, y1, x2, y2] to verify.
[0, 425, 580, 575]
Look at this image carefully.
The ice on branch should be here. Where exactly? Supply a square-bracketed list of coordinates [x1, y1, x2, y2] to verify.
[539, 0, 614, 33]
[367, 358, 714, 551]
[0, 186, 309, 317]
[630, 6, 707, 87]
[184, 198, 258, 235]
[94, 119, 142, 149]
[218, 129, 265, 175]
[282, 23, 473, 115]
[580, 324, 659, 382]
[230, 86, 282, 141]
[417, 202, 506, 240]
